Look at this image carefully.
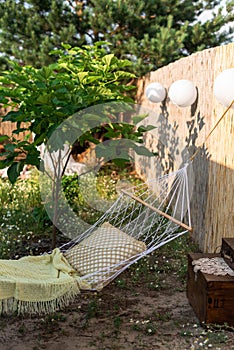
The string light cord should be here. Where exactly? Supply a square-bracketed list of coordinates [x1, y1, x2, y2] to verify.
[189, 99, 234, 162]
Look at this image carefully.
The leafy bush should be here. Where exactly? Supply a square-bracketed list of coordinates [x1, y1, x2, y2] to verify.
[0, 42, 138, 182]
[0, 42, 154, 247]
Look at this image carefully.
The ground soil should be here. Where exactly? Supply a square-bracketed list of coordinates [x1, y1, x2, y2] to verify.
[1, 262, 234, 350]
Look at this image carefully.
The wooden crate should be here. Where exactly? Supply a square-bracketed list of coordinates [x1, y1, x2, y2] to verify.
[187, 252, 234, 326]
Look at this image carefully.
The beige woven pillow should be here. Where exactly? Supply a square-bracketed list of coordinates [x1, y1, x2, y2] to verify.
[64, 222, 146, 289]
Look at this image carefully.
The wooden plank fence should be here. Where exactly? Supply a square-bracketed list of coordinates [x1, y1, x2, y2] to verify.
[0, 107, 31, 152]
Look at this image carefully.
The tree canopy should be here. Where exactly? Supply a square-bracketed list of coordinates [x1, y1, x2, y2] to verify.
[0, 42, 156, 246]
[0, 0, 233, 76]
[0, 42, 154, 182]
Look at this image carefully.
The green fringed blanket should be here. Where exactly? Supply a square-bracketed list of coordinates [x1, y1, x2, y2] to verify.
[0, 248, 91, 316]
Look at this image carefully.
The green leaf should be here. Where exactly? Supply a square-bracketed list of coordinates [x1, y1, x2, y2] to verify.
[83, 113, 109, 124]
[102, 54, 115, 67]
[95, 140, 132, 161]
[82, 134, 100, 145]
[12, 127, 29, 135]
[4, 143, 16, 152]
[86, 75, 101, 83]
[0, 96, 9, 104]
[58, 62, 69, 69]
[35, 81, 47, 89]
[39, 66, 53, 79]
[25, 153, 40, 167]
[7, 162, 24, 184]
[49, 49, 64, 56]
[3, 111, 24, 122]
[36, 94, 52, 104]
[114, 71, 135, 79]
[104, 130, 121, 138]
[94, 41, 111, 48]
[134, 145, 154, 157]
[112, 158, 129, 168]
[0, 135, 9, 143]
[0, 160, 8, 169]
[77, 72, 89, 83]
[62, 43, 72, 50]
[132, 114, 149, 125]
[138, 125, 156, 132]
[33, 132, 47, 145]
[56, 87, 69, 94]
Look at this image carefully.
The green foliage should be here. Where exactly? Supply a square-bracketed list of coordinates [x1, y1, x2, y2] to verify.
[0, 170, 41, 211]
[0, 42, 153, 184]
[0, 165, 143, 258]
[0, 41, 155, 248]
[61, 163, 143, 225]
[125, 234, 199, 291]
[0, 0, 85, 69]
[62, 174, 85, 208]
[0, 171, 48, 259]
[0, 0, 233, 75]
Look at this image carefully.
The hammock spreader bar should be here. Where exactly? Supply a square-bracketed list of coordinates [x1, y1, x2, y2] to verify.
[121, 189, 193, 233]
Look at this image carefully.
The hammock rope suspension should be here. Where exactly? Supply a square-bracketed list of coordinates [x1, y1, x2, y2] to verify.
[58, 162, 192, 290]
[59, 99, 234, 290]
[121, 189, 192, 232]
[1, 100, 233, 316]
[190, 99, 234, 162]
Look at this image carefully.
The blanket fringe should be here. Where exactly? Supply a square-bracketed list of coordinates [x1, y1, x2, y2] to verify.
[0, 286, 80, 316]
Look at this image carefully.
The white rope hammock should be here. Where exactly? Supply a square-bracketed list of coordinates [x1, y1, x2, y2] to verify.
[40, 98, 233, 292]
[0, 162, 193, 316]
[1, 101, 233, 316]
[38, 99, 233, 293]
[60, 162, 192, 290]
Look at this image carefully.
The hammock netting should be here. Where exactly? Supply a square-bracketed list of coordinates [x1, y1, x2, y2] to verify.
[0, 162, 192, 315]
[60, 162, 192, 290]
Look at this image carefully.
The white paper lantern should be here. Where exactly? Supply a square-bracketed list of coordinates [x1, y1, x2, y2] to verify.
[168, 79, 197, 107]
[145, 82, 166, 103]
[213, 68, 234, 108]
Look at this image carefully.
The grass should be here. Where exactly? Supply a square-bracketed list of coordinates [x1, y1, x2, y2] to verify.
[0, 169, 41, 211]
[118, 233, 200, 293]
[0, 163, 143, 258]
[0, 169, 49, 258]
[61, 162, 143, 224]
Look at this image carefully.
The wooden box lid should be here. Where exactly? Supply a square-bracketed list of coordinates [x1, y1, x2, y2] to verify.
[188, 253, 234, 285]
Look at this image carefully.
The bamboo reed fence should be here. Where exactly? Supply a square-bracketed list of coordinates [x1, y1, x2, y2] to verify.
[136, 43, 234, 253]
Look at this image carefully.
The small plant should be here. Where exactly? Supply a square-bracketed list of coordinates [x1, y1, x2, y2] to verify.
[115, 278, 128, 289]
[44, 313, 67, 324]
[0, 170, 41, 211]
[153, 311, 171, 322]
[182, 322, 230, 349]
[18, 323, 26, 335]
[145, 322, 157, 335]
[128, 254, 161, 289]
[31, 204, 51, 229]
[85, 300, 100, 320]
[0, 171, 51, 259]
[130, 318, 157, 336]
[113, 316, 122, 330]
